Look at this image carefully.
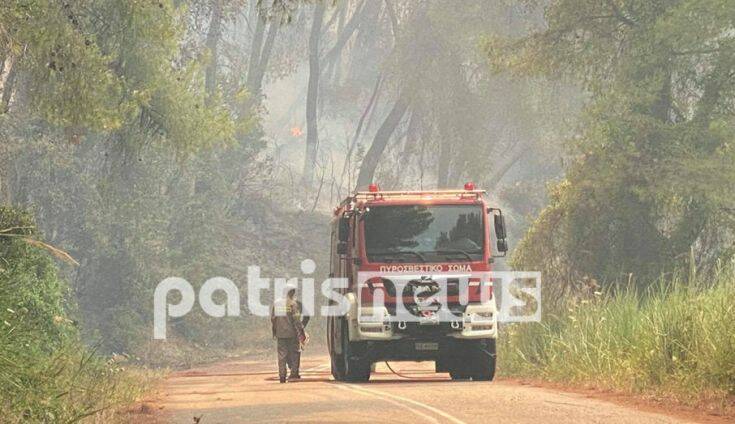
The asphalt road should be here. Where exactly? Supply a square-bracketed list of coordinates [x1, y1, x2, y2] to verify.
[144, 355, 699, 424]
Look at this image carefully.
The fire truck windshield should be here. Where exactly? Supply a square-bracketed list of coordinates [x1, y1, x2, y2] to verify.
[363, 204, 484, 263]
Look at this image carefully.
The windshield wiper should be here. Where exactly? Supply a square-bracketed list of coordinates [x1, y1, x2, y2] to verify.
[434, 249, 476, 261]
[370, 250, 427, 262]
[396, 251, 427, 262]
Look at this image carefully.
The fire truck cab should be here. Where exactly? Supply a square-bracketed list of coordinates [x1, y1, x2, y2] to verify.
[327, 183, 508, 382]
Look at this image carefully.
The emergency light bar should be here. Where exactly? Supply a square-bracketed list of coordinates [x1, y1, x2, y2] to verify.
[355, 189, 486, 196]
[337, 183, 485, 209]
[352, 189, 486, 201]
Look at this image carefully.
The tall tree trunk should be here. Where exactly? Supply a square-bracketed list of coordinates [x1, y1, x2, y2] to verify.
[246, 12, 266, 93]
[399, 108, 420, 164]
[321, 0, 368, 68]
[694, 48, 734, 128]
[486, 142, 530, 191]
[384, 0, 399, 44]
[355, 94, 409, 190]
[1, 59, 18, 114]
[327, 0, 349, 84]
[340, 75, 382, 187]
[344, 1, 382, 97]
[436, 139, 452, 188]
[651, 62, 672, 123]
[271, 0, 368, 143]
[250, 21, 279, 95]
[204, 0, 223, 98]
[302, 3, 326, 187]
[0, 53, 6, 81]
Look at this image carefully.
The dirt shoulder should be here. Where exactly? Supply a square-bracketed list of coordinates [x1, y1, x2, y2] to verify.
[498, 377, 734, 424]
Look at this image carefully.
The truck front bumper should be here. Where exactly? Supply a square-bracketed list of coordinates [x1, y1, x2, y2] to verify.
[351, 301, 498, 341]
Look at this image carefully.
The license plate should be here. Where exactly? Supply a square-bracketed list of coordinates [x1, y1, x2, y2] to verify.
[419, 311, 439, 325]
[415, 342, 439, 351]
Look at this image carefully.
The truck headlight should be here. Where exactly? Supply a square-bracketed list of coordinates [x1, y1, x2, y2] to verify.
[464, 303, 496, 325]
[359, 306, 390, 323]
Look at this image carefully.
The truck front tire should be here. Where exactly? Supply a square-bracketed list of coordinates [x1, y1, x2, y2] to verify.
[331, 349, 347, 380]
[470, 339, 496, 381]
[449, 368, 472, 380]
[448, 339, 496, 381]
[332, 318, 371, 382]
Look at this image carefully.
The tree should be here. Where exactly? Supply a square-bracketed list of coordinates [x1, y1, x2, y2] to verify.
[245, 1, 286, 98]
[0, 0, 263, 356]
[491, 0, 735, 285]
[355, 93, 409, 189]
[0, 0, 235, 148]
[204, 0, 224, 98]
[302, 3, 326, 187]
[350, 0, 554, 195]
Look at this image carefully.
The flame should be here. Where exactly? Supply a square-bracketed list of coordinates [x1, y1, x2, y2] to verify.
[290, 126, 303, 137]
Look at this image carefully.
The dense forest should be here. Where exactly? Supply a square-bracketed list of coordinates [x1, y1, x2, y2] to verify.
[1, 0, 733, 421]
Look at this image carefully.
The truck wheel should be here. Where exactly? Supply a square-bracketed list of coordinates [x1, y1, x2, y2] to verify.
[341, 321, 371, 382]
[470, 339, 496, 381]
[343, 354, 371, 382]
[329, 317, 346, 380]
[449, 367, 471, 380]
[331, 349, 347, 380]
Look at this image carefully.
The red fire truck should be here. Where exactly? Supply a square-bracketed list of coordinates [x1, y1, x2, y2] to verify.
[327, 183, 508, 381]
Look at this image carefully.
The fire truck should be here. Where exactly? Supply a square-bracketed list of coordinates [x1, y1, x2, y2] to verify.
[327, 183, 508, 382]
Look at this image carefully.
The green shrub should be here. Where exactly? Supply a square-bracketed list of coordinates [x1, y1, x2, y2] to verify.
[500, 262, 735, 403]
[0, 207, 148, 422]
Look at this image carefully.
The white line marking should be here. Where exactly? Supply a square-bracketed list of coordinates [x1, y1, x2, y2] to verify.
[336, 384, 440, 423]
[313, 359, 465, 423]
[346, 383, 468, 424]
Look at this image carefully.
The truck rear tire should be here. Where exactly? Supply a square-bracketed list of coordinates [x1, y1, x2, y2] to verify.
[470, 339, 496, 381]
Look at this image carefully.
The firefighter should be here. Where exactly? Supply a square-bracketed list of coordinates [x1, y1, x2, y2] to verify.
[271, 284, 310, 383]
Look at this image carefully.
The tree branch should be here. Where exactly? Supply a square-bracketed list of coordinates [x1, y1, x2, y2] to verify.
[384, 0, 399, 42]
[605, 0, 635, 27]
[321, 0, 367, 67]
[340, 74, 382, 186]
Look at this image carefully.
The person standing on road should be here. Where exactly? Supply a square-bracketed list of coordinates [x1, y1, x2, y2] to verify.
[271, 285, 310, 383]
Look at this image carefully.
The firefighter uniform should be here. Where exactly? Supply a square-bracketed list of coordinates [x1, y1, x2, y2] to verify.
[271, 297, 309, 382]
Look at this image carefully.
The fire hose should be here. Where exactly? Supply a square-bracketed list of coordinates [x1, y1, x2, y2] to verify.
[383, 346, 495, 380]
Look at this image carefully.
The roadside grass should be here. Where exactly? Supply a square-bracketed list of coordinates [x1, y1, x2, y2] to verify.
[1, 340, 158, 423]
[499, 262, 735, 410]
[1, 207, 157, 423]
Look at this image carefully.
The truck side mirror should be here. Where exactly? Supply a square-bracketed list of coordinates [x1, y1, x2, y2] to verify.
[338, 217, 349, 243]
[493, 213, 507, 240]
[488, 208, 509, 255]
